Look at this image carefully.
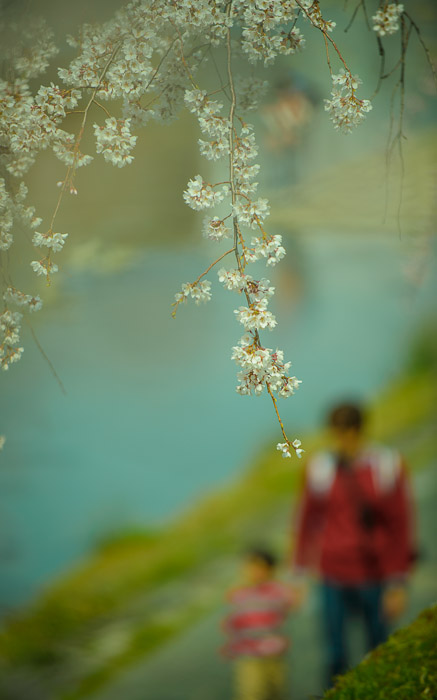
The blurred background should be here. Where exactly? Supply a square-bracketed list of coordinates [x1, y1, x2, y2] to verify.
[0, 1, 436, 699]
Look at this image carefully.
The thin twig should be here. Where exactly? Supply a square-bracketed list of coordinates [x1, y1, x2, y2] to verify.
[344, 0, 365, 34]
[25, 318, 67, 395]
[208, 45, 232, 103]
[171, 247, 236, 317]
[373, 36, 385, 97]
[395, 14, 408, 237]
[193, 247, 235, 285]
[92, 99, 112, 118]
[48, 44, 123, 234]
[404, 11, 437, 88]
[266, 384, 288, 443]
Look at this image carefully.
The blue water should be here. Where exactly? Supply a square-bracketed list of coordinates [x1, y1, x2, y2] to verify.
[0, 232, 435, 611]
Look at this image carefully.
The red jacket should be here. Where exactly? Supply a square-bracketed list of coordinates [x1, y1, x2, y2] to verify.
[294, 446, 415, 584]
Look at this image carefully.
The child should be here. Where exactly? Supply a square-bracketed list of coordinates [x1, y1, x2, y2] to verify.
[223, 547, 297, 700]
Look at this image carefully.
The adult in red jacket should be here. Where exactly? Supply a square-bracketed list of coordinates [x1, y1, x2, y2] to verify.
[293, 402, 415, 685]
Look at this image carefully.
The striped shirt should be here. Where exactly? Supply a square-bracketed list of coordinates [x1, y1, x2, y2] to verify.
[223, 581, 292, 658]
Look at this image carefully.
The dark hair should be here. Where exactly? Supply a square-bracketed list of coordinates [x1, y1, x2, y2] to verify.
[246, 547, 277, 569]
[328, 402, 366, 431]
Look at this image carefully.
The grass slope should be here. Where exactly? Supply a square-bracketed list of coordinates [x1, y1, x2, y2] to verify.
[324, 606, 437, 700]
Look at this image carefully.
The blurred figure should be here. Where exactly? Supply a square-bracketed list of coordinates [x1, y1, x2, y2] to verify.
[223, 547, 298, 700]
[292, 402, 415, 686]
[260, 76, 316, 154]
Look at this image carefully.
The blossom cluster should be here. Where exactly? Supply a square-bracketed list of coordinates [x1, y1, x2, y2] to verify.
[2, 77, 83, 177]
[236, 0, 305, 65]
[30, 260, 59, 278]
[3, 287, 42, 314]
[174, 280, 212, 306]
[94, 118, 137, 168]
[232, 334, 301, 401]
[303, 1, 336, 34]
[233, 197, 270, 229]
[277, 439, 304, 459]
[372, 3, 404, 38]
[13, 19, 59, 80]
[203, 217, 231, 242]
[0, 180, 42, 252]
[0, 310, 24, 371]
[1, 285, 43, 371]
[183, 175, 225, 211]
[247, 235, 286, 266]
[324, 71, 372, 133]
[33, 231, 68, 253]
[0, 287, 42, 370]
[0, 179, 13, 251]
[234, 300, 278, 331]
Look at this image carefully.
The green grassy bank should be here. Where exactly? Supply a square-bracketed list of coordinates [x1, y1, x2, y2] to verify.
[324, 605, 437, 700]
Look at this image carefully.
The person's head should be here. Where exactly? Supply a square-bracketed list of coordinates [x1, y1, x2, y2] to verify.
[327, 402, 366, 457]
[243, 547, 277, 585]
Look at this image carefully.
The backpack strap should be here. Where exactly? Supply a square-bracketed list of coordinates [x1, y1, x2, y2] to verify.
[366, 445, 402, 493]
[307, 452, 336, 495]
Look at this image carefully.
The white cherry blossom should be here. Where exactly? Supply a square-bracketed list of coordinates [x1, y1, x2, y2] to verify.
[94, 118, 137, 167]
[183, 176, 224, 211]
[33, 231, 68, 252]
[292, 438, 305, 458]
[3, 287, 42, 313]
[234, 300, 277, 331]
[203, 217, 231, 241]
[30, 260, 59, 277]
[233, 198, 270, 229]
[277, 442, 292, 458]
[249, 235, 286, 266]
[174, 280, 212, 306]
[218, 268, 245, 291]
[325, 71, 372, 133]
[372, 4, 404, 38]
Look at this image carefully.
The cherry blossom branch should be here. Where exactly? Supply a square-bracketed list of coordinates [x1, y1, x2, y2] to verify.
[344, 0, 370, 34]
[226, 12, 248, 290]
[40, 44, 123, 284]
[294, 0, 350, 75]
[92, 99, 112, 119]
[169, 21, 200, 89]
[54, 45, 122, 211]
[194, 247, 236, 282]
[266, 383, 288, 442]
[394, 13, 408, 236]
[225, 11, 299, 458]
[403, 12, 437, 88]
